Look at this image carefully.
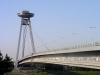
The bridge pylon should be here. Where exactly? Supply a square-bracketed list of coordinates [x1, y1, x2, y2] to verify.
[15, 10, 35, 69]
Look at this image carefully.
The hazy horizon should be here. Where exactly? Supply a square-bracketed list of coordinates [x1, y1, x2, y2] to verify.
[0, 0, 100, 61]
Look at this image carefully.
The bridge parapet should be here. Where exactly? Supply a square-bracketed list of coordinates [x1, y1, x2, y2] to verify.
[60, 42, 100, 50]
[38, 42, 100, 54]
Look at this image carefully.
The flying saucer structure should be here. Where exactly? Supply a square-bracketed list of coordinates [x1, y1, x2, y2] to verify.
[18, 10, 34, 18]
[15, 10, 35, 69]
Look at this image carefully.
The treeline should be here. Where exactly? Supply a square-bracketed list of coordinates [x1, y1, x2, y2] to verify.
[0, 52, 14, 75]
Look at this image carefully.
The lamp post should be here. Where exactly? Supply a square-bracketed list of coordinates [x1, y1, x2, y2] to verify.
[61, 37, 65, 48]
[52, 41, 56, 50]
[46, 43, 49, 49]
[72, 33, 77, 46]
[90, 27, 96, 43]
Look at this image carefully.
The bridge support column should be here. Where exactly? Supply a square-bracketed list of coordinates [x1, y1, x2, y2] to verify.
[15, 11, 35, 69]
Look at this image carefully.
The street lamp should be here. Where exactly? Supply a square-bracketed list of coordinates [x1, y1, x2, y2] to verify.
[61, 37, 65, 48]
[52, 41, 56, 50]
[46, 43, 49, 48]
[72, 33, 77, 46]
[90, 27, 96, 43]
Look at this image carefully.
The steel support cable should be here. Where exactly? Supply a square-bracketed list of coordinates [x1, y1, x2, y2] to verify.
[32, 28, 50, 51]
[28, 23, 36, 53]
[23, 20, 35, 54]
[33, 32, 50, 51]
[23, 19, 49, 51]
[22, 25, 27, 58]
[22, 20, 35, 66]
[25, 24, 33, 66]
[28, 22, 36, 66]
[23, 20, 49, 66]
[26, 27, 30, 55]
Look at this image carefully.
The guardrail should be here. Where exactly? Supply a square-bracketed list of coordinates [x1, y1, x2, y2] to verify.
[23, 41, 100, 59]
[37, 41, 100, 53]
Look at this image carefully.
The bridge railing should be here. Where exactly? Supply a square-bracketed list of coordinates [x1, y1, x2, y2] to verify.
[22, 41, 100, 59]
[56, 42, 100, 50]
[37, 42, 100, 54]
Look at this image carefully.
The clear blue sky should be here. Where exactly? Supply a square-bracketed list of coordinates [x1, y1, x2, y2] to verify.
[0, 0, 100, 60]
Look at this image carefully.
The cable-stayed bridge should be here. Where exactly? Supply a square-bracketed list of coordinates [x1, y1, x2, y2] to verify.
[19, 42, 100, 69]
[16, 10, 100, 70]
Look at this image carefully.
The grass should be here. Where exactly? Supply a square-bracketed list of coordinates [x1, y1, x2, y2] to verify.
[4, 70, 100, 75]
